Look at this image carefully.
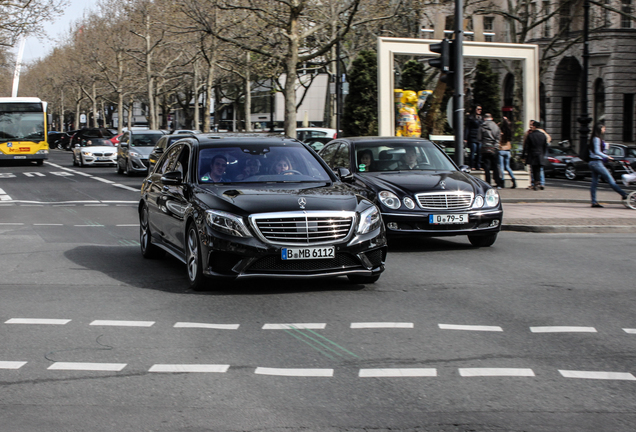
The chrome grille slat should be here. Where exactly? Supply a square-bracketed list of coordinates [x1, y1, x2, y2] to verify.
[416, 192, 473, 210]
[251, 211, 355, 245]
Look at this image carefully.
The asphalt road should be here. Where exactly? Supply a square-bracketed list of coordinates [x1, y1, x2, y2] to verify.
[1, 150, 635, 432]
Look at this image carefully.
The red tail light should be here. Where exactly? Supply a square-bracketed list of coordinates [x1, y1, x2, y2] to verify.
[547, 157, 559, 164]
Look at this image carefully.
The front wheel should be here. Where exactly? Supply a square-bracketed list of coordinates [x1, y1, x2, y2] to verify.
[187, 224, 207, 291]
[347, 274, 381, 284]
[564, 164, 579, 180]
[140, 204, 164, 259]
[468, 233, 498, 247]
[116, 159, 124, 174]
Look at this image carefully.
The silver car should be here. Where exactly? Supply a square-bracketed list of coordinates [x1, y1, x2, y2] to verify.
[116, 130, 164, 175]
[72, 138, 117, 167]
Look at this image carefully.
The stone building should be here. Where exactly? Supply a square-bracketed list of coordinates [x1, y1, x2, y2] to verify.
[420, 0, 636, 147]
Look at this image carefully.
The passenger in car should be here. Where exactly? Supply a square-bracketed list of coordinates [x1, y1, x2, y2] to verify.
[201, 154, 230, 183]
[236, 158, 261, 180]
[357, 150, 375, 172]
[270, 155, 293, 174]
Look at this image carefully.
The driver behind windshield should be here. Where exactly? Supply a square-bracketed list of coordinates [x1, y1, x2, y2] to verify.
[270, 155, 294, 175]
[201, 154, 230, 183]
[398, 146, 419, 170]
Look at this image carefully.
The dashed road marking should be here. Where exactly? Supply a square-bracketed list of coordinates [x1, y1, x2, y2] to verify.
[254, 367, 333, 377]
[48, 362, 127, 372]
[459, 368, 535, 377]
[0, 361, 27, 369]
[263, 323, 326, 330]
[149, 364, 230, 373]
[359, 368, 437, 378]
[5, 318, 71, 325]
[90, 320, 155, 327]
[439, 324, 503, 332]
[624, 328, 636, 334]
[0, 223, 23, 226]
[351, 322, 414, 329]
[174, 322, 240, 329]
[23, 172, 45, 177]
[530, 326, 597, 333]
[559, 370, 636, 381]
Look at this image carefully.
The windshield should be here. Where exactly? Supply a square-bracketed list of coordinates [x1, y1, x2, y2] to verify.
[354, 141, 456, 172]
[0, 112, 45, 142]
[131, 134, 162, 147]
[198, 144, 332, 184]
[80, 138, 114, 147]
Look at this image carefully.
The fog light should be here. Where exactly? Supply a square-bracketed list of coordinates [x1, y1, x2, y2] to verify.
[387, 222, 398, 230]
[490, 220, 500, 227]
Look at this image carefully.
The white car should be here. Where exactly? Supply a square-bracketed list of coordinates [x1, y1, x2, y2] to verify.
[296, 127, 338, 142]
[72, 138, 117, 167]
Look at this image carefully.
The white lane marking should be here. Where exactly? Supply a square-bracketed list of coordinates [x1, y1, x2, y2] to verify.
[0, 195, 13, 201]
[0, 173, 17, 178]
[50, 172, 75, 177]
[85, 204, 108, 207]
[33, 224, 64, 226]
[113, 184, 140, 192]
[359, 368, 437, 377]
[23, 172, 46, 177]
[262, 323, 326, 330]
[0, 223, 24, 225]
[48, 362, 127, 371]
[93, 177, 115, 184]
[102, 201, 138, 204]
[116, 224, 140, 227]
[559, 370, 636, 381]
[174, 322, 240, 329]
[149, 364, 230, 373]
[254, 367, 333, 377]
[0, 361, 27, 369]
[624, 328, 636, 334]
[459, 368, 535, 377]
[351, 322, 414, 329]
[74, 224, 105, 227]
[90, 320, 155, 327]
[439, 324, 503, 332]
[5, 318, 71, 325]
[530, 326, 597, 333]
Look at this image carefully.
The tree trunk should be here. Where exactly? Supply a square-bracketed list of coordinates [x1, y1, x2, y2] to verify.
[193, 62, 200, 130]
[127, 97, 134, 129]
[145, 15, 156, 130]
[244, 52, 252, 132]
[75, 88, 82, 130]
[92, 83, 98, 128]
[283, 16, 300, 137]
[203, 56, 215, 133]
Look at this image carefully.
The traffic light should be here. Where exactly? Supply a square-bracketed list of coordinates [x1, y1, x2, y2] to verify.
[428, 39, 455, 89]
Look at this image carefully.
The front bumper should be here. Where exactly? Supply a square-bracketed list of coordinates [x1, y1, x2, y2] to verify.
[199, 227, 387, 280]
[0, 153, 48, 161]
[381, 208, 503, 236]
[82, 155, 117, 166]
[129, 157, 149, 172]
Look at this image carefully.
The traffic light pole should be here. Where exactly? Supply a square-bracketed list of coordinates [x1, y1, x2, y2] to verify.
[453, 0, 464, 166]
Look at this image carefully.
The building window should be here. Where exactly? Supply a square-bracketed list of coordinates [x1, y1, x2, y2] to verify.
[484, 16, 494, 42]
[603, 0, 611, 27]
[624, 94, 635, 142]
[622, 0, 633, 28]
[594, 78, 605, 124]
[543, 1, 551, 37]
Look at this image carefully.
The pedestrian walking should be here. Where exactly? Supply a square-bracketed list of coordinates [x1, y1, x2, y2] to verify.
[522, 120, 548, 190]
[464, 105, 483, 170]
[498, 116, 516, 188]
[477, 113, 503, 188]
[587, 123, 629, 208]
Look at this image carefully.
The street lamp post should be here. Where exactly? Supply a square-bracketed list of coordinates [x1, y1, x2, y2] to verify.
[577, 0, 592, 154]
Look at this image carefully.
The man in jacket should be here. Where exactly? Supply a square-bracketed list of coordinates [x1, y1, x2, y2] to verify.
[522, 121, 548, 190]
[464, 105, 483, 170]
[477, 113, 503, 188]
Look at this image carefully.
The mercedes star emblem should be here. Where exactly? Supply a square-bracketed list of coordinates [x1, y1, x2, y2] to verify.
[440, 180, 446, 189]
[298, 197, 307, 209]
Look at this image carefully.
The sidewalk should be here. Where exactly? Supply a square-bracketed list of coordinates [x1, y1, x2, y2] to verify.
[473, 171, 636, 233]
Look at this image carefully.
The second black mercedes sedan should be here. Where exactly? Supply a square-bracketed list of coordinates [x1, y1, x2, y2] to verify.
[318, 137, 503, 247]
[139, 134, 387, 290]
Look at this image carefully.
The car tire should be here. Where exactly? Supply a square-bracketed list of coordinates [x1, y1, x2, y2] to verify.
[347, 274, 380, 284]
[140, 203, 164, 259]
[187, 223, 207, 291]
[116, 159, 124, 174]
[36, 160, 43, 166]
[468, 233, 498, 247]
[564, 164, 579, 180]
[79, 155, 84, 167]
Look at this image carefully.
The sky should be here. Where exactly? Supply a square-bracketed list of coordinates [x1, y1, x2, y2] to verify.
[15, 0, 98, 63]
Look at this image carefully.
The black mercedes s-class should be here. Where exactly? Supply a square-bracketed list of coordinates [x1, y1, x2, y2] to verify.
[318, 137, 503, 247]
[139, 134, 387, 290]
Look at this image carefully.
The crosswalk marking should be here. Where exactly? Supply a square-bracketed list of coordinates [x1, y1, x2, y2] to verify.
[149, 364, 230, 373]
[559, 370, 636, 381]
[48, 362, 127, 371]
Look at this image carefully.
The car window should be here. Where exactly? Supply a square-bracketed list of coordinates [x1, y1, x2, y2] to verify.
[627, 148, 636, 158]
[198, 143, 332, 184]
[131, 134, 163, 147]
[155, 137, 167, 151]
[354, 141, 456, 172]
[318, 143, 340, 166]
[156, 145, 182, 175]
[332, 143, 350, 169]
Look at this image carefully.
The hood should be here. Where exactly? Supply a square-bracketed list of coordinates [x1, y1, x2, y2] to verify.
[81, 146, 117, 153]
[358, 170, 485, 196]
[194, 182, 365, 215]
[130, 146, 154, 156]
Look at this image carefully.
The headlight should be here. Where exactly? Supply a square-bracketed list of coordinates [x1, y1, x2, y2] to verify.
[357, 206, 381, 234]
[403, 197, 416, 210]
[129, 151, 140, 157]
[485, 188, 500, 208]
[36, 150, 49, 155]
[378, 191, 401, 210]
[81, 151, 93, 156]
[473, 195, 484, 208]
[205, 210, 252, 238]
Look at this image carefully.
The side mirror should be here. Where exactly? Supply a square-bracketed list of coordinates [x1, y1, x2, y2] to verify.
[161, 170, 182, 185]
[459, 165, 471, 174]
[155, 148, 164, 154]
[336, 167, 354, 182]
[119, 142, 129, 148]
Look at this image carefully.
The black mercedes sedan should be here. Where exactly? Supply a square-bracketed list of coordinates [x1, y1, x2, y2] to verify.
[318, 137, 503, 247]
[139, 134, 387, 290]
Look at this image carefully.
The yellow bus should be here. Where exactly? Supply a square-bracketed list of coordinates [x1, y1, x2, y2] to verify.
[0, 97, 48, 165]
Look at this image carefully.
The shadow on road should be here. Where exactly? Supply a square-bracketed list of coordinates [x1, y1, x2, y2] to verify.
[387, 236, 476, 253]
[64, 245, 366, 295]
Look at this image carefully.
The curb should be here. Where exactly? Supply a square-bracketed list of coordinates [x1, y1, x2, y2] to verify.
[502, 224, 636, 233]
[501, 198, 623, 204]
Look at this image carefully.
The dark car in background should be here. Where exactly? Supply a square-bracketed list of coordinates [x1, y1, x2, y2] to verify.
[116, 129, 165, 175]
[148, 133, 195, 171]
[139, 134, 387, 290]
[544, 146, 579, 178]
[57, 130, 80, 150]
[318, 137, 503, 247]
[563, 143, 635, 180]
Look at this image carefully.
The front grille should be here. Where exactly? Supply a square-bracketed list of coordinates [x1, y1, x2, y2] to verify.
[93, 152, 114, 157]
[251, 211, 355, 245]
[247, 253, 360, 273]
[415, 192, 473, 210]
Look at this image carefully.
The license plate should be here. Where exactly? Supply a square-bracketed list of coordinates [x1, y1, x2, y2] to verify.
[282, 246, 335, 260]
[97, 157, 109, 161]
[14, 156, 27, 159]
[429, 214, 468, 224]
